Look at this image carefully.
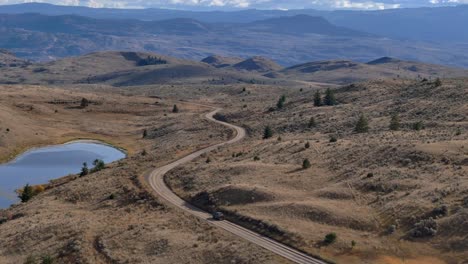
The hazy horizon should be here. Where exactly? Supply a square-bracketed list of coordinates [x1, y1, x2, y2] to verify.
[1, 0, 468, 11]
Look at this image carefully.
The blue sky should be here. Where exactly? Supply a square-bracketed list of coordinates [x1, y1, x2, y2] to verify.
[1, 0, 468, 10]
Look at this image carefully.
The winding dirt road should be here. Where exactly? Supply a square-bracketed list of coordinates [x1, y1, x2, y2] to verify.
[146, 108, 327, 264]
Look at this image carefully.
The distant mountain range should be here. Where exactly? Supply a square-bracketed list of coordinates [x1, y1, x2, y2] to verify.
[2, 3, 468, 42]
[1, 4, 468, 67]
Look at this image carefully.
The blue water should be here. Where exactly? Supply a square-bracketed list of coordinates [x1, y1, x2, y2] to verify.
[0, 142, 126, 209]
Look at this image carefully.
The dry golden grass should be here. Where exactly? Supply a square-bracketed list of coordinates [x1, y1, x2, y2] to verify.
[165, 78, 468, 264]
[0, 84, 283, 264]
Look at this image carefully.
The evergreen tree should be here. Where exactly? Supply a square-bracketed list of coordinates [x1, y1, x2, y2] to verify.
[324, 88, 337, 106]
[308, 117, 316, 128]
[92, 159, 105, 172]
[389, 114, 400, 131]
[305, 142, 311, 149]
[80, 162, 89, 177]
[172, 104, 179, 113]
[302, 159, 311, 169]
[355, 114, 369, 133]
[263, 126, 273, 139]
[412, 121, 425, 131]
[276, 95, 286, 109]
[18, 184, 34, 203]
[80, 98, 89, 108]
[313, 90, 322, 107]
[142, 129, 148, 138]
[434, 78, 442, 87]
[324, 233, 337, 245]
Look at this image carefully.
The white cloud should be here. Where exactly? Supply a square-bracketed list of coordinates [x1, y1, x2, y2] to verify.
[0, 0, 464, 9]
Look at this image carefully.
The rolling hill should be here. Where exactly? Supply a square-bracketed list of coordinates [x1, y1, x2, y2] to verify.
[1, 51, 466, 87]
[0, 51, 279, 86]
[0, 49, 28, 67]
[278, 57, 468, 84]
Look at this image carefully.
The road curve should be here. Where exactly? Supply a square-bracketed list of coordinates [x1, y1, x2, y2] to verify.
[146, 108, 328, 264]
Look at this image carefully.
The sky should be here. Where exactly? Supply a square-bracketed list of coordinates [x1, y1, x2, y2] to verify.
[1, 0, 468, 10]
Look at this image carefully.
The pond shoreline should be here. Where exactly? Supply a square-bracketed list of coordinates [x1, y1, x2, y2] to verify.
[1, 138, 128, 165]
[0, 140, 127, 209]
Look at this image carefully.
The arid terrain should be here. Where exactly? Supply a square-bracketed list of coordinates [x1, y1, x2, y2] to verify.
[0, 50, 467, 264]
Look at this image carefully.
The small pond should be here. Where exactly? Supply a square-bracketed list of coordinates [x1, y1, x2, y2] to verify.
[0, 141, 126, 209]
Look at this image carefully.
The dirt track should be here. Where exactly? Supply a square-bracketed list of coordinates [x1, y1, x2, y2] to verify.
[146, 107, 327, 264]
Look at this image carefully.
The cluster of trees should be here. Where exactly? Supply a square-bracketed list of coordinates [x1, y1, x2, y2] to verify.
[314, 88, 337, 107]
[354, 113, 425, 134]
[137, 56, 167, 66]
[18, 184, 45, 203]
[80, 159, 106, 177]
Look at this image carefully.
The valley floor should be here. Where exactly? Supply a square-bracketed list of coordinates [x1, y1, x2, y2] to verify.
[0, 79, 467, 264]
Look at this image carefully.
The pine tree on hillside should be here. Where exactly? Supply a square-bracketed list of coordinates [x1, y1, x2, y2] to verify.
[355, 114, 369, 133]
[308, 117, 316, 128]
[313, 90, 322, 107]
[389, 114, 400, 131]
[263, 126, 273, 139]
[18, 184, 34, 203]
[277, 95, 286, 109]
[324, 88, 337, 106]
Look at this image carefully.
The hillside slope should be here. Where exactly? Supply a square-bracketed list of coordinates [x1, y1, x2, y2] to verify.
[0, 51, 280, 86]
[279, 58, 468, 84]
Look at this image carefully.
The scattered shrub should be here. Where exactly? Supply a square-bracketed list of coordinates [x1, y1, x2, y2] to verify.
[213, 113, 228, 122]
[324, 233, 337, 245]
[253, 156, 260, 161]
[24, 256, 35, 264]
[142, 129, 148, 138]
[41, 255, 54, 264]
[412, 121, 425, 131]
[33, 185, 45, 194]
[305, 142, 311, 149]
[329, 135, 338, 143]
[410, 218, 437, 237]
[302, 159, 311, 169]
[431, 205, 448, 217]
